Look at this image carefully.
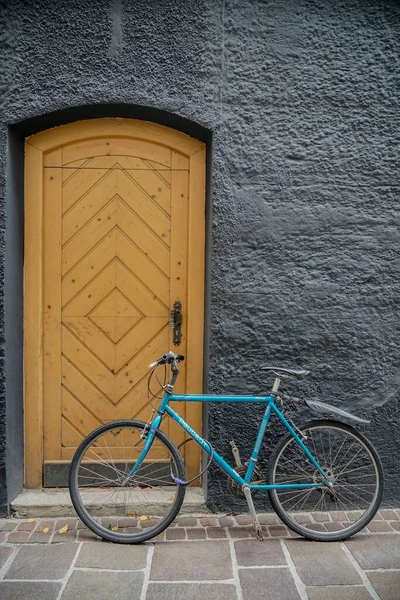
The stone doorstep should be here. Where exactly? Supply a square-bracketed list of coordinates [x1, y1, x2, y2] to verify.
[11, 487, 209, 518]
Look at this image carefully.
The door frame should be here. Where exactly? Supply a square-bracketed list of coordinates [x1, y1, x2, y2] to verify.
[24, 118, 206, 487]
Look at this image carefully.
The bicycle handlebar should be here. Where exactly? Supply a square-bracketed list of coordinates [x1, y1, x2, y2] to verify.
[148, 351, 185, 368]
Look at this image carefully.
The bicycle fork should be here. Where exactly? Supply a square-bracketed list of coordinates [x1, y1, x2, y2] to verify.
[242, 485, 263, 541]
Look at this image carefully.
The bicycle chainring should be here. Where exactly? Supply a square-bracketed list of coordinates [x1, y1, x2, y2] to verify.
[227, 465, 264, 499]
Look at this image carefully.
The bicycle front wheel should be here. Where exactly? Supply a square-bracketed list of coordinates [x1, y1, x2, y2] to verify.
[268, 420, 383, 541]
[69, 420, 185, 543]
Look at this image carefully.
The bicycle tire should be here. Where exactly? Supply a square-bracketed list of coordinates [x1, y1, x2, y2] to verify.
[268, 419, 383, 541]
[69, 419, 186, 544]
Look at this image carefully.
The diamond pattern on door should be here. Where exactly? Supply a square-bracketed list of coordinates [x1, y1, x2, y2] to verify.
[57, 156, 173, 448]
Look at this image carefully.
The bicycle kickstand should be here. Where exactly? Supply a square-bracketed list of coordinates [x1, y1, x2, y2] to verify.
[242, 485, 263, 541]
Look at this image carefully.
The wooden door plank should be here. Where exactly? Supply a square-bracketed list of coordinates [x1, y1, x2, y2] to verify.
[62, 387, 103, 440]
[62, 138, 172, 167]
[62, 325, 115, 401]
[115, 325, 169, 401]
[62, 201, 117, 275]
[24, 143, 44, 487]
[62, 170, 117, 244]
[43, 151, 63, 460]
[114, 317, 168, 372]
[168, 151, 191, 454]
[117, 230, 169, 308]
[62, 356, 117, 421]
[117, 199, 170, 276]
[123, 165, 171, 216]
[62, 230, 117, 307]
[62, 317, 116, 371]
[62, 262, 116, 317]
[185, 147, 206, 479]
[29, 119, 204, 157]
[118, 170, 171, 246]
[116, 261, 167, 317]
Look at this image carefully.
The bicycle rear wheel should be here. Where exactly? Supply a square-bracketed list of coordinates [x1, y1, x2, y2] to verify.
[69, 420, 185, 543]
[268, 420, 383, 541]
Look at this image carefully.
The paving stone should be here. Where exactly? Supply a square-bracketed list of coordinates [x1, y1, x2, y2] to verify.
[380, 509, 399, 520]
[166, 528, 186, 540]
[389, 521, 400, 531]
[235, 515, 252, 525]
[76, 542, 147, 569]
[307, 586, 373, 600]
[0, 581, 62, 600]
[187, 528, 206, 540]
[0, 532, 5, 542]
[346, 511, 363, 522]
[177, 516, 197, 527]
[28, 532, 52, 543]
[285, 541, 361, 585]
[293, 513, 312, 524]
[77, 528, 101, 542]
[51, 530, 77, 543]
[372, 512, 383, 520]
[207, 527, 227, 538]
[62, 570, 143, 600]
[219, 516, 234, 527]
[229, 527, 255, 538]
[345, 535, 400, 569]
[5, 543, 78, 580]
[7, 532, 30, 543]
[35, 520, 54, 533]
[330, 511, 349, 522]
[307, 524, 327, 532]
[199, 517, 217, 527]
[239, 567, 300, 600]
[268, 525, 288, 537]
[312, 512, 331, 523]
[324, 522, 345, 532]
[150, 541, 232, 580]
[140, 518, 160, 529]
[55, 518, 78, 530]
[0, 546, 12, 567]
[367, 521, 393, 532]
[235, 539, 286, 566]
[77, 519, 88, 529]
[258, 514, 279, 525]
[147, 582, 238, 600]
[16, 520, 36, 531]
[0, 520, 18, 531]
[367, 570, 400, 600]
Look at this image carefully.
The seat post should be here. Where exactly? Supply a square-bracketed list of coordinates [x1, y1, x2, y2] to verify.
[271, 376, 281, 395]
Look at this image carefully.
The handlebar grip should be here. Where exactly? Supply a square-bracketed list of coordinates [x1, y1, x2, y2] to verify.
[176, 354, 185, 362]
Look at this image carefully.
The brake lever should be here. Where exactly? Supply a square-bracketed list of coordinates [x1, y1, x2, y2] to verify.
[148, 360, 160, 368]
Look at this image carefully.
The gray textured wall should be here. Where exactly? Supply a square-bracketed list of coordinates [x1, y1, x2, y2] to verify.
[0, 0, 399, 511]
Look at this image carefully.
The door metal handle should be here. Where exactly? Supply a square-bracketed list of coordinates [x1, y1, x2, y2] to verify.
[170, 301, 182, 346]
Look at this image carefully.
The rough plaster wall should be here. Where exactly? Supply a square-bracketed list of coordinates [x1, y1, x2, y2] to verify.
[0, 0, 399, 509]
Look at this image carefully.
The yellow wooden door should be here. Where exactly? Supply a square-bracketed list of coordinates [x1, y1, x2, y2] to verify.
[24, 119, 206, 487]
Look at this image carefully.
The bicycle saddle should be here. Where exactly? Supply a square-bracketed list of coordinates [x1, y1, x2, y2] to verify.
[261, 367, 310, 378]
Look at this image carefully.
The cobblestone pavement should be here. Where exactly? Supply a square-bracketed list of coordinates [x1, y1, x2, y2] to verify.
[0, 510, 399, 599]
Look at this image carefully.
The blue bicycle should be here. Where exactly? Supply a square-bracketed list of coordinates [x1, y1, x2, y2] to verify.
[69, 351, 383, 543]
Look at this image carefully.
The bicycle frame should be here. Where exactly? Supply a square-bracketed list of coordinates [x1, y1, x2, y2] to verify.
[127, 391, 333, 490]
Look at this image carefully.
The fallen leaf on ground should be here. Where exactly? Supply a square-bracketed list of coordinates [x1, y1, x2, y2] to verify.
[58, 524, 69, 534]
[127, 512, 135, 517]
[27, 518, 35, 523]
[111, 526, 118, 531]
[42, 527, 49, 534]
[139, 516, 149, 521]
[168, 497, 174, 501]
